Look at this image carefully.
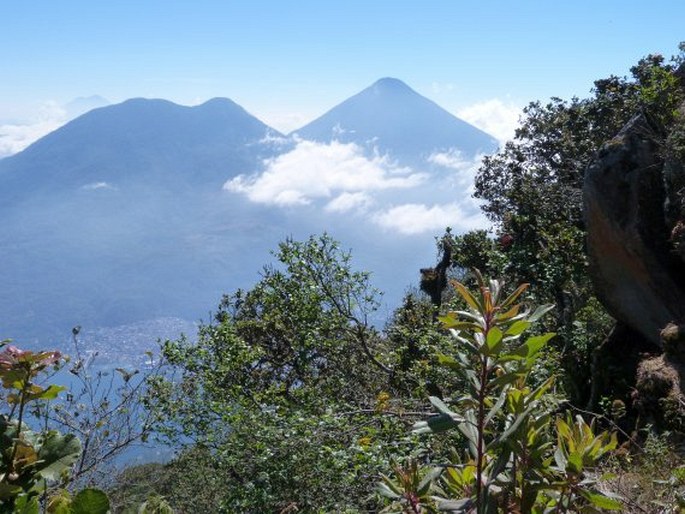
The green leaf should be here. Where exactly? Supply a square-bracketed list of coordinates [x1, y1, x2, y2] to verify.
[496, 303, 521, 322]
[485, 327, 503, 354]
[488, 371, 521, 390]
[429, 396, 457, 417]
[33, 384, 65, 401]
[413, 414, 460, 434]
[567, 451, 583, 474]
[417, 467, 442, 496]
[491, 401, 538, 447]
[499, 283, 529, 309]
[47, 489, 72, 514]
[377, 477, 402, 499]
[527, 304, 555, 322]
[554, 445, 567, 470]
[484, 389, 508, 426]
[438, 498, 475, 511]
[0, 482, 22, 500]
[582, 491, 622, 510]
[504, 320, 531, 337]
[452, 281, 482, 312]
[529, 376, 555, 401]
[71, 488, 110, 514]
[437, 354, 463, 371]
[513, 333, 555, 358]
[438, 317, 479, 332]
[35, 431, 82, 481]
[13, 495, 40, 514]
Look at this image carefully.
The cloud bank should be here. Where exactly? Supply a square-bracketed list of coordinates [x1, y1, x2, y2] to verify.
[0, 97, 109, 159]
[224, 139, 425, 206]
[373, 202, 487, 235]
[226, 139, 491, 235]
[457, 99, 522, 145]
[0, 102, 67, 158]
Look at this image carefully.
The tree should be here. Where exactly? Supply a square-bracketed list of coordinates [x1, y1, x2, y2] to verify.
[450, 47, 685, 407]
[147, 235, 434, 512]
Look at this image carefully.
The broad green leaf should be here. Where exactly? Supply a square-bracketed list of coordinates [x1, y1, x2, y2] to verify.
[491, 401, 538, 448]
[71, 488, 110, 514]
[567, 451, 583, 474]
[438, 316, 479, 332]
[530, 376, 555, 402]
[438, 498, 475, 511]
[460, 412, 479, 455]
[47, 489, 72, 514]
[582, 491, 623, 510]
[378, 474, 403, 496]
[12, 495, 40, 514]
[485, 327, 503, 354]
[527, 304, 555, 322]
[35, 431, 82, 481]
[452, 281, 482, 312]
[488, 371, 522, 390]
[513, 333, 555, 358]
[31, 385, 65, 401]
[496, 303, 521, 322]
[429, 396, 457, 417]
[554, 446, 567, 469]
[484, 389, 508, 426]
[436, 353, 462, 371]
[0, 482, 22, 500]
[376, 481, 402, 500]
[500, 283, 529, 309]
[504, 320, 531, 337]
[417, 467, 442, 496]
[413, 414, 459, 434]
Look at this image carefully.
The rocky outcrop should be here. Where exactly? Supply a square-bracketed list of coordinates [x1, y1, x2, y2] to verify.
[584, 113, 685, 348]
[632, 323, 685, 430]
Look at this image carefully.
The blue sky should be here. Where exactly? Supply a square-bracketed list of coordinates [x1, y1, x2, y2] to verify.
[1, 1, 684, 153]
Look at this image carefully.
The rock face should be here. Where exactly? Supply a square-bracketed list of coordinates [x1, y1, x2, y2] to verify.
[584, 113, 685, 348]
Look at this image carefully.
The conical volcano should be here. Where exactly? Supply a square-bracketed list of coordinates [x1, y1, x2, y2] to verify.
[292, 77, 498, 166]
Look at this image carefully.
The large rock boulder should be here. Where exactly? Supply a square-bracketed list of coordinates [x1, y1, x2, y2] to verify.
[584, 113, 685, 348]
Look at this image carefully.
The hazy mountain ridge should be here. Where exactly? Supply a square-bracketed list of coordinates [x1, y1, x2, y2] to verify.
[0, 97, 281, 200]
[0, 79, 496, 355]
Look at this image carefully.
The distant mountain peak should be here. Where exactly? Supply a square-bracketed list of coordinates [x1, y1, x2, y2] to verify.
[370, 77, 412, 93]
[199, 97, 240, 108]
[292, 78, 498, 162]
[0, 96, 282, 192]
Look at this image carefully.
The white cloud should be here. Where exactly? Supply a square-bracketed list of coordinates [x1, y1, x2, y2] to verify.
[325, 192, 373, 213]
[0, 120, 63, 158]
[256, 131, 293, 147]
[0, 101, 68, 158]
[373, 202, 488, 235]
[225, 139, 426, 206]
[0, 98, 108, 159]
[428, 148, 473, 171]
[457, 99, 522, 145]
[81, 182, 117, 191]
[427, 150, 489, 196]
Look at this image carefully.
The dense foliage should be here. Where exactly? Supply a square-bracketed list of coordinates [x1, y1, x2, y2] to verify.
[0, 343, 111, 514]
[146, 235, 452, 512]
[380, 275, 620, 513]
[449, 46, 685, 406]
